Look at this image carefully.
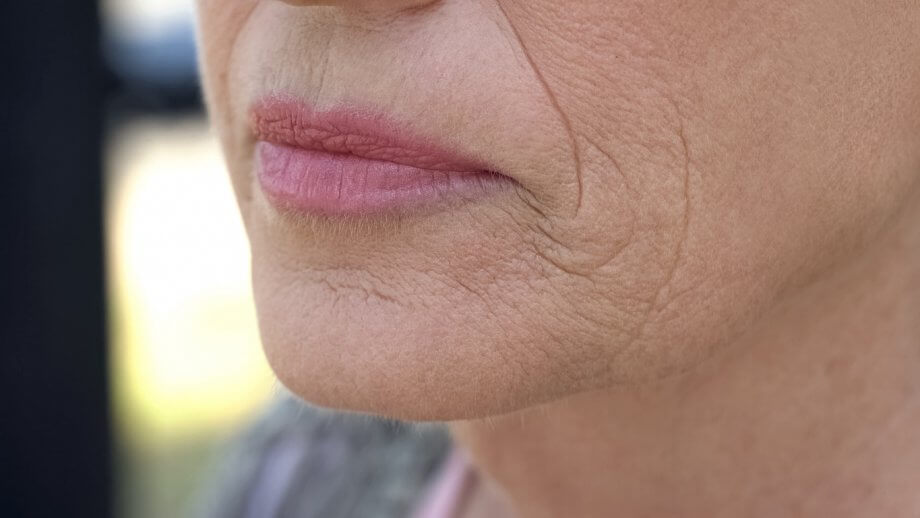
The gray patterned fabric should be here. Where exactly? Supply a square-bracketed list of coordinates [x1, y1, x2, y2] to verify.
[196, 394, 452, 518]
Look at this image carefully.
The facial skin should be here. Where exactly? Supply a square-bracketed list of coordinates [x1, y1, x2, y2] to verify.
[196, 0, 920, 421]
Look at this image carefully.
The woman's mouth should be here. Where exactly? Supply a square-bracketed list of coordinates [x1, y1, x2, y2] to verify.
[250, 95, 514, 217]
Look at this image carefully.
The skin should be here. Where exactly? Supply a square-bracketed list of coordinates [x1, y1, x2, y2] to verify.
[196, 0, 920, 515]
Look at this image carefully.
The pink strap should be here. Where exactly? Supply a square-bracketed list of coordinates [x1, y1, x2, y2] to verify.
[411, 449, 477, 518]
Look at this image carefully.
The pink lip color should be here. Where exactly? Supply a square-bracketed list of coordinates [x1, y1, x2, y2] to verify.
[250, 96, 511, 217]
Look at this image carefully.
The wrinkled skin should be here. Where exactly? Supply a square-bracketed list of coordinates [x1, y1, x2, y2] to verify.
[196, 0, 920, 421]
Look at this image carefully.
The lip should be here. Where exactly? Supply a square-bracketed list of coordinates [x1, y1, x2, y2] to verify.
[250, 95, 513, 217]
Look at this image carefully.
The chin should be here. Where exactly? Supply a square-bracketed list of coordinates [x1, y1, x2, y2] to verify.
[250, 258, 617, 422]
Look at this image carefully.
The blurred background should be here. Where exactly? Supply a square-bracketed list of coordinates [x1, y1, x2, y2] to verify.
[102, 1, 275, 518]
[2, 1, 275, 517]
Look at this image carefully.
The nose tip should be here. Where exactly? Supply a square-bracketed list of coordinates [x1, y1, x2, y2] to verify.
[275, 0, 438, 10]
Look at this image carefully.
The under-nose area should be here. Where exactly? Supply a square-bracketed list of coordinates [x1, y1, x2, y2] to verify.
[273, 0, 439, 11]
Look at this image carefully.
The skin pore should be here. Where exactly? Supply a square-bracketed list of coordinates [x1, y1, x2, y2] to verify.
[196, 0, 920, 515]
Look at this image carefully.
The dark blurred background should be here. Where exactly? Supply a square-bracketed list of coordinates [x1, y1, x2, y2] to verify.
[2, 1, 274, 517]
[2, 2, 109, 517]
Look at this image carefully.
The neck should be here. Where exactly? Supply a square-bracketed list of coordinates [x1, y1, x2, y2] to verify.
[452, 202, 920, 518]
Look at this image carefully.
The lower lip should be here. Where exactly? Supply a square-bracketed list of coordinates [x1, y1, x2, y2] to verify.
[256, 142, 510, 217]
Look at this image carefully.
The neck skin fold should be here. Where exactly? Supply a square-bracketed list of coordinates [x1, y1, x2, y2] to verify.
[451, 198, 920, 518]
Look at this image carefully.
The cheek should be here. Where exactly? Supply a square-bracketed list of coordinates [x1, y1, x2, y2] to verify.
[490, 2, 714, 378]
[496, 0, 920, 380]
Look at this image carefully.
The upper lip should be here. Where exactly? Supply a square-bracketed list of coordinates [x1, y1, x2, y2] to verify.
[250, 94, 497, 174]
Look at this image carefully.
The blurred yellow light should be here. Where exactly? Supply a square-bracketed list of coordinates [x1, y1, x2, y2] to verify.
[107, 117, 275, 444]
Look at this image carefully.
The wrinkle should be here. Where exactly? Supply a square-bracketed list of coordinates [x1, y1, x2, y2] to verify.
[583, 135, 638, 199]
[276, 258, 408, 310]
[445, 271, 495, 310]
[312, 28, 334, 104]
[523, 227, 634, 285]
[315, 274, 405, 309]
[496, 1, 585, 217]
[335, 1, 441, 28]
[631, 100, 694, 348]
